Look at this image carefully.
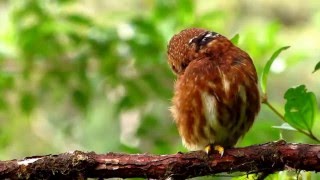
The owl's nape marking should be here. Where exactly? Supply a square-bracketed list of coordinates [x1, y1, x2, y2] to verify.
[167, 28, 260, 154]
[189, 31, 219, 51]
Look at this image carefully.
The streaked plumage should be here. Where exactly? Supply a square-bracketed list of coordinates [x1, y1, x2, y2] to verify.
[167, 28, 260, 151]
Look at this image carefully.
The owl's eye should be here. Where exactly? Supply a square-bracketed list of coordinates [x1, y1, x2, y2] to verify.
[171, 64, 178, 73]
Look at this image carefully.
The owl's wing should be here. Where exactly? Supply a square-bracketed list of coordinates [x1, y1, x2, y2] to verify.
[172, 56, 259, 148]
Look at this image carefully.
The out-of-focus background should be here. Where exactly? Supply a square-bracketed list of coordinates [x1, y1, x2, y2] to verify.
[0, 0, 319, 178]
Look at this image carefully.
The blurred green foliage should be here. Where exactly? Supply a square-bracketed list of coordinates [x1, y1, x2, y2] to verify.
[0, 0, 319, 179]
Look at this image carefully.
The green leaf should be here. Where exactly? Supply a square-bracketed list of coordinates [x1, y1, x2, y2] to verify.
[312, 61, 320, 73]
[284, 85, 318, 132]
[260, 46, 290, 94]
[230, 34, 239, 45]
[272, 123, 297, 131]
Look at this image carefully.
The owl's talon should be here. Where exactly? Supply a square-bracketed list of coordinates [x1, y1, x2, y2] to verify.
[204, 144, 224, 157]
[204, 145, 211, 154]
[214, 145, 224, 157]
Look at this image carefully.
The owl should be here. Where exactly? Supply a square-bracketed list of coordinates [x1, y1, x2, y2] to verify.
[167, 28, 260, 154]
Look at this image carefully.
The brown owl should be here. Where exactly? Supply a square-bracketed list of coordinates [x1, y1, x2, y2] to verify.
[167, 28, 260, 154]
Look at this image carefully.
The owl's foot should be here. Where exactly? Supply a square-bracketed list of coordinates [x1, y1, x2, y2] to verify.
[204, 144, 224, 157]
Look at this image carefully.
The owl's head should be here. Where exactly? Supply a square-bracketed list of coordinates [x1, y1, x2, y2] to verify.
[167, 28, 231, 74]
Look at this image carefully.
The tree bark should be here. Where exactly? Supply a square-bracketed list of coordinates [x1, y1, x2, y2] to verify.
[1, 140, 319, 179]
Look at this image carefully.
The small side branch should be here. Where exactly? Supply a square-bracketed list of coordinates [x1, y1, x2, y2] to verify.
[0, 140, 320, 179]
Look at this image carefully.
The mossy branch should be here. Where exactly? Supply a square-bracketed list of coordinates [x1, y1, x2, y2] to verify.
[1, 140, 320, 179]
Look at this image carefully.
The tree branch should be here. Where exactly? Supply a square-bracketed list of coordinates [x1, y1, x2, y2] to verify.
[1, 140, 319, 179]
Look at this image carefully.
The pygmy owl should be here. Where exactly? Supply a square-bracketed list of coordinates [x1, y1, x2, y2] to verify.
[167, 28, 260, 153]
